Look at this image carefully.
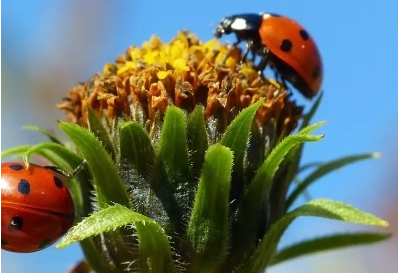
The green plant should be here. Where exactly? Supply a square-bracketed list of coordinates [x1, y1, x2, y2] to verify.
[2, 31, 389, 273]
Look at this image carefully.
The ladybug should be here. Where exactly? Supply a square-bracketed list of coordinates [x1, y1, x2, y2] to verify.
[215, 13, 323, 99]
[1, 162, 75, 253]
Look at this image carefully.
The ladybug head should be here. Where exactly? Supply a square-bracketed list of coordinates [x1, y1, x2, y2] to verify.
[214, 16, 236, 38]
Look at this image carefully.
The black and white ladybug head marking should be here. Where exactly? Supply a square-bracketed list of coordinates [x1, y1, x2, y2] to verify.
[215, 16, 235, 37]
[214, 14, 263, 39]
[228, 17, 250, 32]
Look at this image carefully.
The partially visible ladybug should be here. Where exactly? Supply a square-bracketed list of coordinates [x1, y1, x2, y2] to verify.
[1, 162, 75, 253]
[215, 13, 323, 99]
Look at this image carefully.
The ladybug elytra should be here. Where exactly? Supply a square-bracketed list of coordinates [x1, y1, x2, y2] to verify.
[1, 162, 75, 253]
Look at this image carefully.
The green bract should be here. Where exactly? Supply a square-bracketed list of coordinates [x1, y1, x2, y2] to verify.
[2, 101, 389, 273]
[1, 32, 390, 273]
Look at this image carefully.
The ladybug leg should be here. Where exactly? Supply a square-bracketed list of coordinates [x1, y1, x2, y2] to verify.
[241, 45, 250, 63]
[250, 50, 257, 63]
[272, 70, 290, 92]
[45, 166, 73, 178]
[241, 39, 255, 64]
[257, 47, 270, 71]
[235, 40, 253, 71]
[72, 160, 87, 176]
[280, 78, 290, 93]
[219, 38, 242, 66]
[44, 160, 86, 178]
[256, 47, 270, 80]
[244, 40, 259, 64]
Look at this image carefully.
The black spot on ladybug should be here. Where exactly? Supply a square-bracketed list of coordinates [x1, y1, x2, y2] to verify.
[9, 216, 23, 231]
[299, 29, 309, 40]
[54, 176, 64, 189]
[18, 179, 30, 195]
[39, 239, 52, 249]
[9, 163, 24, 171]
[1, 238, 8, 246]
[312, 65, 321, 79]
[280, 39, 293, 52]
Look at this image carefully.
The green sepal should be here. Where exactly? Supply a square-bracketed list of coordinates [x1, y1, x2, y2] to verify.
[57, 204, 177, 273]
[79, 239, 120, 273]
[187, 144, 233, 272]
[286, 153, 380, 209]
[151, 106, 192, 230]
[229, 125, 324, 269]
[300, 92, 323, 130]
[1, 145, 32, 159]
[23, 142, 85, 217]
[87, 107, 116, 160]
[58, 121, 130, 209]
[23, 125, 63, 145]
[242, 198, 388, 273]
[119, 122, 155, 181]
[58, 122, 133, 266]
[220, 100, 263, 202]
[186, 105, 208, 178]
[270, 232, 391, 265]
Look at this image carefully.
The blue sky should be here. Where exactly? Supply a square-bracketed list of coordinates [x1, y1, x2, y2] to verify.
[2, 1, 398, 272]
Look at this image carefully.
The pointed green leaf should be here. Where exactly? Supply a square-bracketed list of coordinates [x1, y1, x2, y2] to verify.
[221, 99, 263, 164]
[265, 121, 327, 228]
[119, 122, 155, 181]
[187, 105, 208, 177]
[135, 221, 177, 273]
[1, 145, 32, 159]
[297, 199, 388, 226]
[278, 121, 326, 189]
[57, 205, 177, 273]
[23, 125, 63, 145]
[151, 106, 192, 229]
[229, 132, 324, 267]
[23, 142, 84, 207]
[299, 121, 326, 134]
[187, 144, 232, 271]
[300, 92, 323, 130]
[23, 142, 83, 169]
[22, 142, 91, 218]
[87, 107, 116, 160]
[292, 178, 313, 202]
[220, 100, 263, 192]
[58, 121, 131, 209]
[280, 121, 326, 186]
[156, 106, 191, 185]
[79, 239, 118, 273]
[286, 153, 380, 209]
[270, 232, 391, 265]
[242, 198, 388, 273]
[297, 162, 322, 174]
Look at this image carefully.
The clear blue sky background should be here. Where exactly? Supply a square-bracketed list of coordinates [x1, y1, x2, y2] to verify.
[2, 1, 398, 273]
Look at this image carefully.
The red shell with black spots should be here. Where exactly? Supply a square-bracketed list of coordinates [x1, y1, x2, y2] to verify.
[1, 162, 74, 253]
[259, 13, 323, 98]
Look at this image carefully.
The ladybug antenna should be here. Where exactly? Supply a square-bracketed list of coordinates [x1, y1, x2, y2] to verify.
[44, 160, 87, 178]
[72, 160, 87, 176]
[45, 166, 73, 178]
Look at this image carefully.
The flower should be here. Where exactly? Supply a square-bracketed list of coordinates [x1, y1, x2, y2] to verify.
[3, 30, 388, 273]
[57, 30, 302, 139]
